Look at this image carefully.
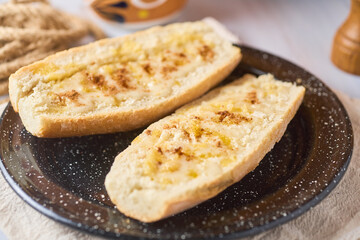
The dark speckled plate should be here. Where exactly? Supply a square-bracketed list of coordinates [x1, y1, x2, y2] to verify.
[0, 45, 353, 239]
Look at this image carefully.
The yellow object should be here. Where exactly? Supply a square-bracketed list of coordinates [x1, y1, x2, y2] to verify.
[138, 10, 149, 19]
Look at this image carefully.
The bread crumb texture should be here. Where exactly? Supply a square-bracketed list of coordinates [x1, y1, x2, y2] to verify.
[12, 21, 238, 116]
[105, 74, 305, 222]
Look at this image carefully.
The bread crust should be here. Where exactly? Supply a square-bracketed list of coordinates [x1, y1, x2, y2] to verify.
[9, 21, 241, 137]
[105, 74, 305, 222]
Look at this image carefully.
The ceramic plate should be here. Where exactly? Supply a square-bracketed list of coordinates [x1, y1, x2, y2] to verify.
[0, 45, 353, 239]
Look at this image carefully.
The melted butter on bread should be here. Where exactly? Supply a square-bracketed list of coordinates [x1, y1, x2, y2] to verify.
[9, 21, 241, 137]
[32, 33, 217, 114]
[105, 74, 306, 222]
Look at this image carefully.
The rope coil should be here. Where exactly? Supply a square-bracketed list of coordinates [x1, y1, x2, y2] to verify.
[0, 0, 106, 94]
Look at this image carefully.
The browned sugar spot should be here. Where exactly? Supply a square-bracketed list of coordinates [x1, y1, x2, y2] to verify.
[182, 129, 191, 141]
[198, 45, 214, 61]
[86, 72, 118, 95]
[52, 94, 66, 106]
[87, 72, 105, 87]
[246, 91, 259, 104]
[161, 51, 188, 67]
[145, 129, 152, 135]
[53, 90, 82, 106]
[169, 146, 193, 161]
[107, 86, 119, 95]
[157, 147, 163, 155]
[177, 52, 187, 58]
[172, 146, 183, 155]
[161, 65, 177, 76]
[113, 68, 135, 90]
[62, 90, 80, 100]
[192, 115, 202, 120]
[216, 110, 232, 122]
[142, 63, 153, 75]
[194, 127, 207, 139]
[214, 110, 252, 124]
[173, 52, 188, 66]
[163, 124, 177, 130]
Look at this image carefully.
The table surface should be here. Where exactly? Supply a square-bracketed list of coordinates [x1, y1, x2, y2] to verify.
[0, 0, 358, 239]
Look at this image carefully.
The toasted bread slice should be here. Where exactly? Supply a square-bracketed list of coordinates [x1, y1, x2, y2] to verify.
[105, 74, 305, 222]
[9, 21, 241, 137]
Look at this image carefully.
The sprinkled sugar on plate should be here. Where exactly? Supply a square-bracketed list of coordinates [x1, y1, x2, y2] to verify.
[0, 45, 353, 239]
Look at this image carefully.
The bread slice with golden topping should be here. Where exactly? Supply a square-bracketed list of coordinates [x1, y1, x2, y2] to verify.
[105, 74, 305, 222]
[9, 21, 241, 137]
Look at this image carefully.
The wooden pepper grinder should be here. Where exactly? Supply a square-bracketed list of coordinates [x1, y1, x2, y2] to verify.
[331, 0, 360, 75]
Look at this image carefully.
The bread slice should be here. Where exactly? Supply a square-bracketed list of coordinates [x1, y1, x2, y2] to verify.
[105, 74, 305, 222]
[8, 21, 241, 138]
